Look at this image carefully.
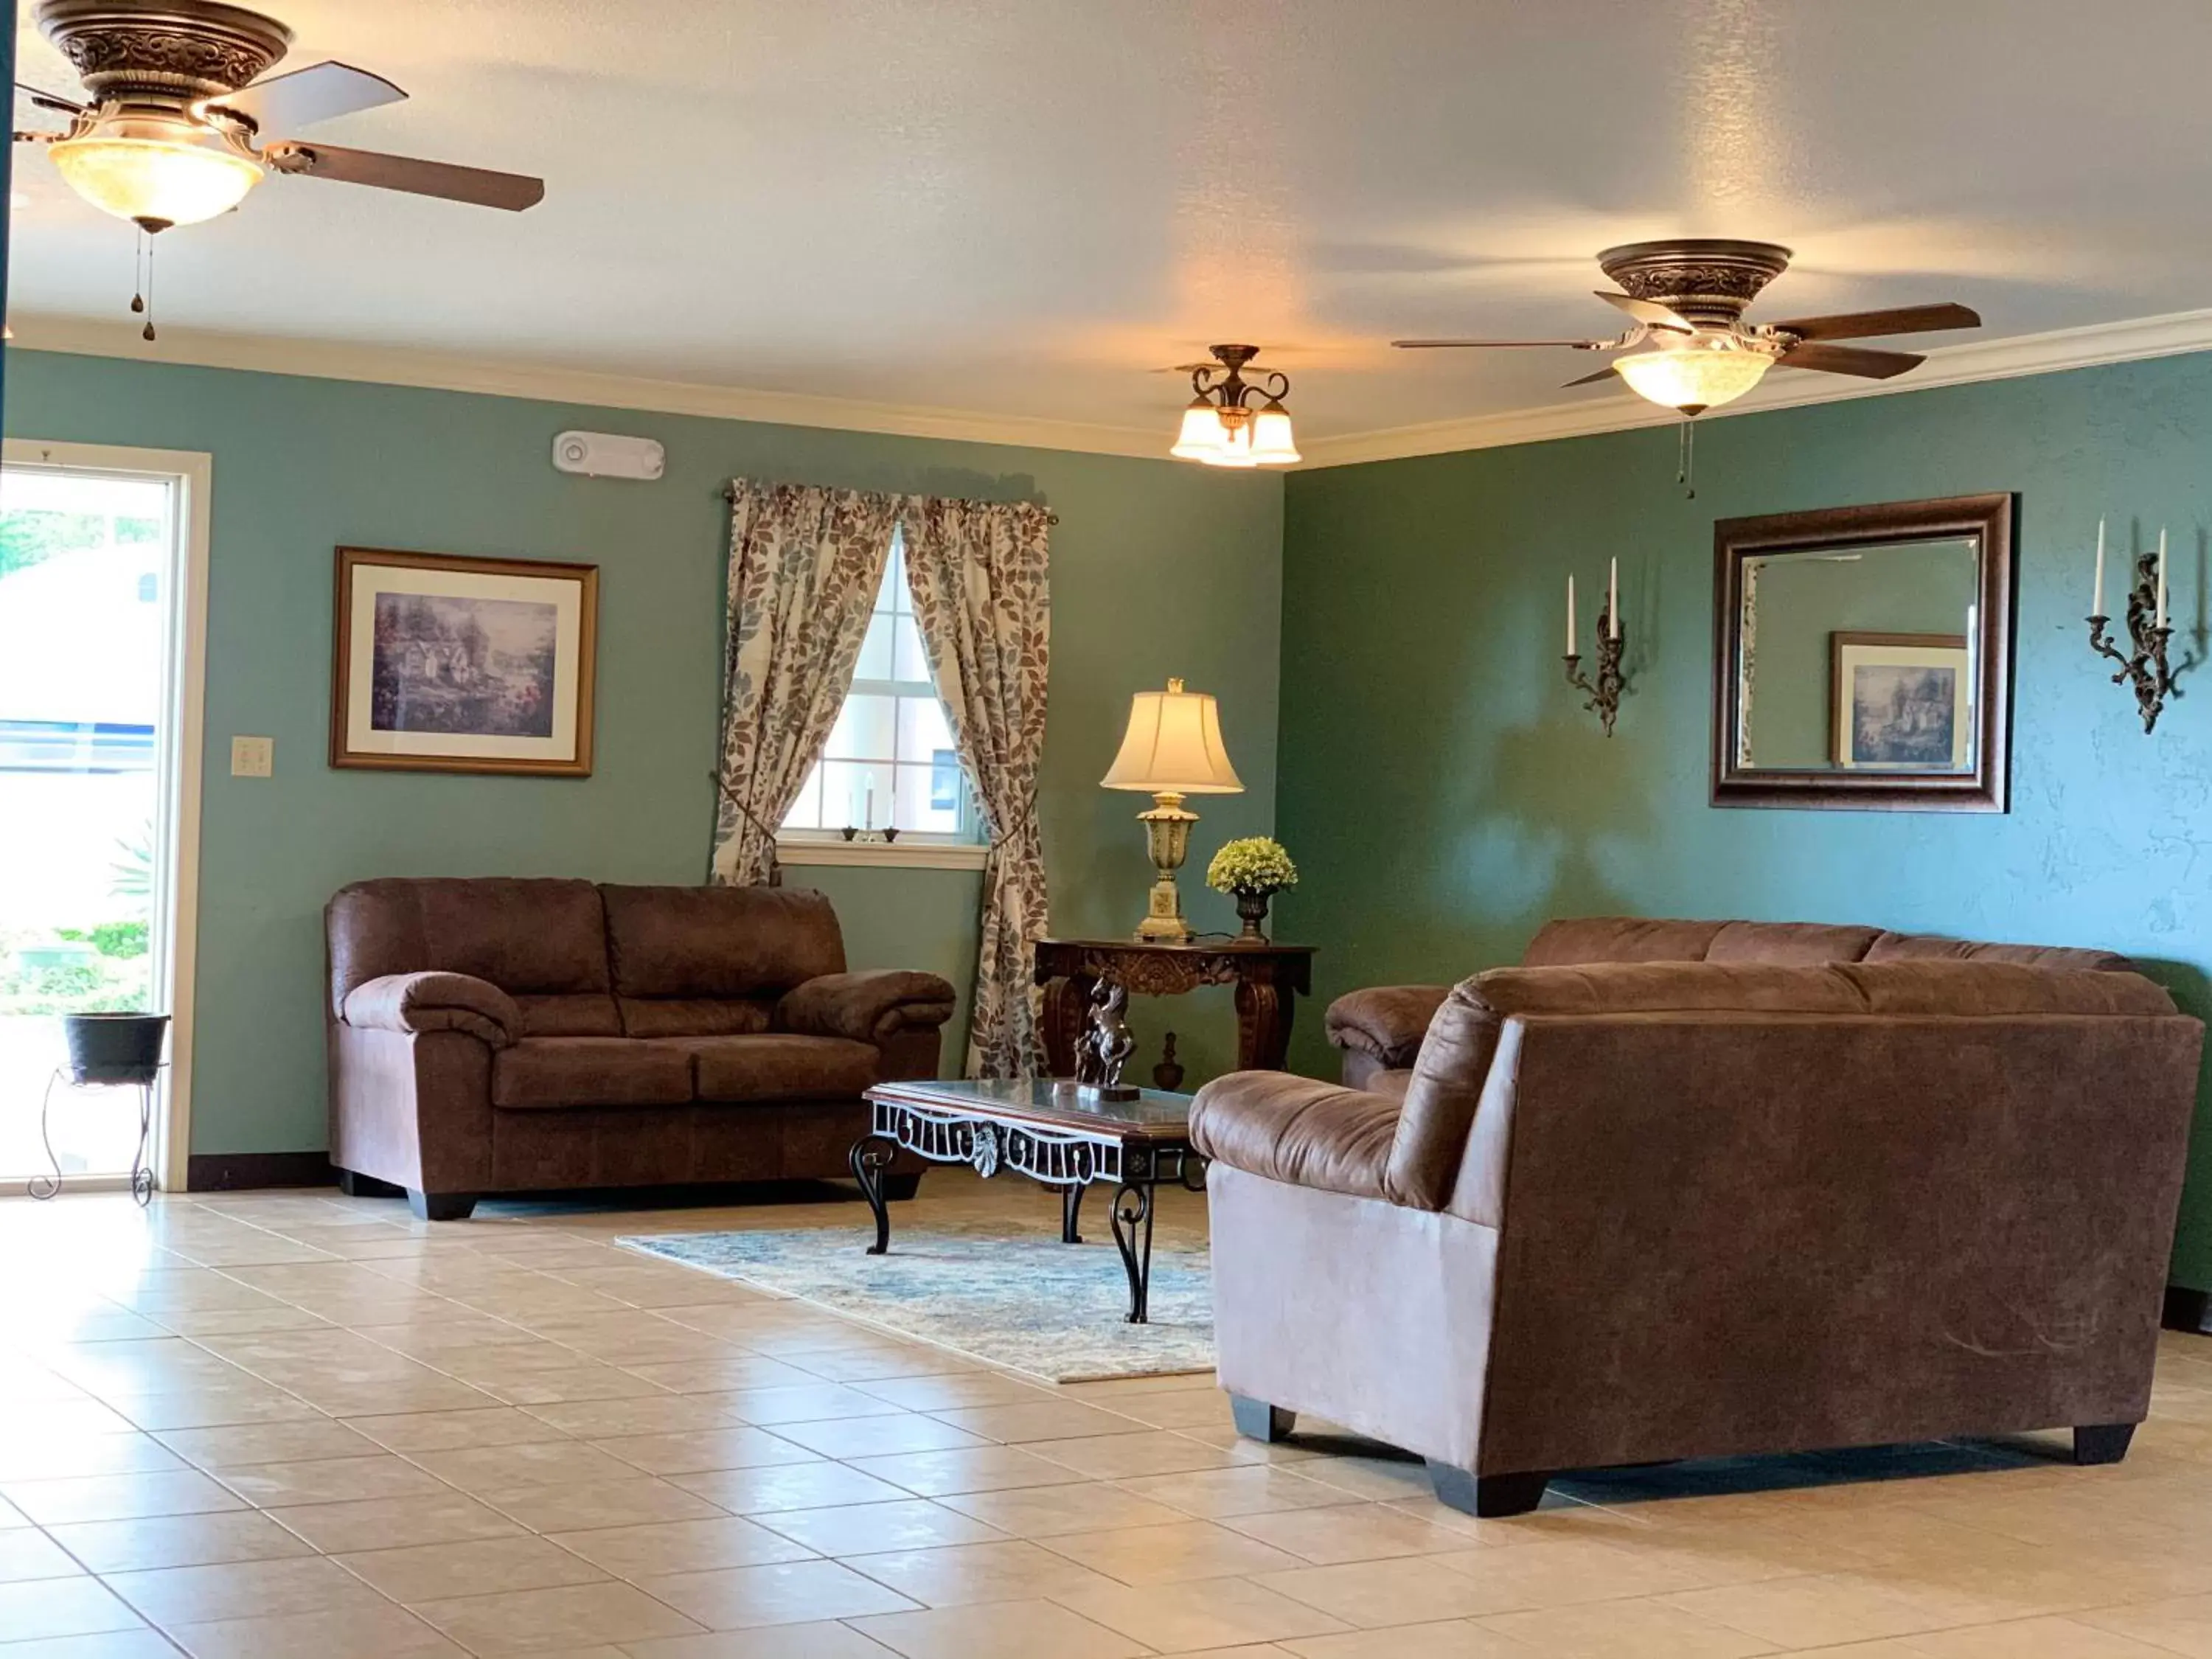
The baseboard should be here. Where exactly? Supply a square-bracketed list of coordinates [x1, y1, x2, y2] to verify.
[2163, 1284, 2212, 1335]
[184, 1151, 335, 1192]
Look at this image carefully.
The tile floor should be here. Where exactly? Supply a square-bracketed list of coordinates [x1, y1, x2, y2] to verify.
[0, 1172, 2210, 1656]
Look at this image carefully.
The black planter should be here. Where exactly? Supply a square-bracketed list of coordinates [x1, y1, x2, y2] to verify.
[63, 1012, 170, 1085]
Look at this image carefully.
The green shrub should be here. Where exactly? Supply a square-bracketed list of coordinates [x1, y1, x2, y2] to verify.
[91, 921, 149, 959]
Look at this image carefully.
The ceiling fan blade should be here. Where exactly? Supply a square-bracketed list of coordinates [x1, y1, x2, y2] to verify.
[1775, 342, 1925, 379]
[1765, 302, 1981, 342]
[219, 62, 406, 131]
[262, 142, 544, 210]
[15, 81, 84, 115]
[1562, 366, 1620, 388]
[1596, 291, 1692, 333]
[1392, 338, 1613, 349]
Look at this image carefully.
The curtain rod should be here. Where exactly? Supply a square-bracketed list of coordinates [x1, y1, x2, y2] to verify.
[720, 483, 1057, 524]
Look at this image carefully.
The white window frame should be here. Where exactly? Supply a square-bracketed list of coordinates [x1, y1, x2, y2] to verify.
[3, 439, 213, 1194]
[778, 542, 988, 872]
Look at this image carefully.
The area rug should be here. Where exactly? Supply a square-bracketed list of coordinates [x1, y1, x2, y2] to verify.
[619, 1217, 1214, 1384]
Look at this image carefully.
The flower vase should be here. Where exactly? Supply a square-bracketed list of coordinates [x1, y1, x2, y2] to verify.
[1234, 890, 1272, 943]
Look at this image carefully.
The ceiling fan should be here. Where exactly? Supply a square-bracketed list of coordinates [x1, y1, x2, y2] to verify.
[1393, 240, 1980, 416]
[13, 0, 544, 238]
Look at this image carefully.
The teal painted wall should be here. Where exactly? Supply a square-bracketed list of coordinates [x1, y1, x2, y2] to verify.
[5, 349, 1283, 1156]
[1279, 353, 2212, 1288]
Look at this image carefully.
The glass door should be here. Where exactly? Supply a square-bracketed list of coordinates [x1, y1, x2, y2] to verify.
[0, 461, 181, 1183]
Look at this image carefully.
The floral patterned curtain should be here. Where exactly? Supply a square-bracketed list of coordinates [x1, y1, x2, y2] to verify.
[899, 495, 1053, 1078]
[710, 481, 902, 886]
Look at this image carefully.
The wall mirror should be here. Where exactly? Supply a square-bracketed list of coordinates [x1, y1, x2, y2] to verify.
[1712, 494, 2014, 812]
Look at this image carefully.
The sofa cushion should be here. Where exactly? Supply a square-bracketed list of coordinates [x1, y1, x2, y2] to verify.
[1704, 921, 1881, 965]
[1470, 959, 2176, 1019]
[601, 885, 846, 998]
[679, 1034, 879, 1103]
[341, 971, 519, 1047]
[1864, 931, 2136, 973]
[1386, 985, 1503, 1209]
[1326, 985, 1452, 1066]
[1520, 917, 1728, 967]
[1189, 1072, 1398, 1203]
[492, 1037, 695, 1109]
[619, 997, 776, 1039]
[514, 993, 623, 1037]
[328, 878, 610, 1011]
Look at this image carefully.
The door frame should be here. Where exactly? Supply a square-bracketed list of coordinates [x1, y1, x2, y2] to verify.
[4, 439, 212, 1193]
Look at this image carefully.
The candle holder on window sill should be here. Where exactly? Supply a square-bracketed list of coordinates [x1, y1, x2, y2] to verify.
[1564, 602, 1628, 737]
[839, 826, 901, 844]
[2088, 552, 2190, 734]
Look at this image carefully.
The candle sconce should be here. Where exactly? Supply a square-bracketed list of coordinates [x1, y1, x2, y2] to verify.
[2087, 550, 2185, 734]
[838, 826, 901, 844]
[1564, 600, 1628, 737]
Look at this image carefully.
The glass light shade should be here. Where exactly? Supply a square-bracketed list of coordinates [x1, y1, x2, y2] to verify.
[1612, 341, 1774, 414]
[1247, 400, 1301, 464]
[1202, 417, 1260, 467]
[1171, 400, 1228, 459]
[49, 126, 262, 227]
[1101, 678, 1245, 794]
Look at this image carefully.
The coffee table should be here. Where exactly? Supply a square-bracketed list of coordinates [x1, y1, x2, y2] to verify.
[852, 1078, 1203, 1324]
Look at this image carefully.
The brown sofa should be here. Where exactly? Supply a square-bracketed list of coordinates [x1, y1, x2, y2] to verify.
[1191, 917, 2204, 1516]
[327, 878, 955, 1220]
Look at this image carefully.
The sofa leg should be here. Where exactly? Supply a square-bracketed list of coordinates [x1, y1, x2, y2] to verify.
[335, 1169, 366, 1197]
[1230, 1395, 1296, 1443]
[407, 1190, 477, 1222]
[2075, 1422, 2135, 1465]
[880, 1172, 922, 1202]
[1427, 1460, 1551, 1517]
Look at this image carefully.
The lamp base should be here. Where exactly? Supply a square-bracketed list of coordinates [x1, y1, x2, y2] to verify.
[1133, 791, 1197, 944]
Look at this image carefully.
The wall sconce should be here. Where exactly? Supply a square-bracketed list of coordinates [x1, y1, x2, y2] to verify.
[1564, 559, 1629, 736]
[2087, 520, 2183, 733]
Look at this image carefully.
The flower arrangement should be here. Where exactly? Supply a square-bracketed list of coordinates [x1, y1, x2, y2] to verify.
[1206, 837, 1299, 896]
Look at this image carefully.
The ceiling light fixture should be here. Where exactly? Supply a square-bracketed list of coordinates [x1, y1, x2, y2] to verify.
[1169, 344, 1300, 467]
[1610, 334, 1779, 417]
[49, 112, 264, 231]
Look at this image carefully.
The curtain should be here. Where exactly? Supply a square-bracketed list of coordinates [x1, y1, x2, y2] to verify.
[709, 480, 902, 886]
[900, 494, 1053, 1078]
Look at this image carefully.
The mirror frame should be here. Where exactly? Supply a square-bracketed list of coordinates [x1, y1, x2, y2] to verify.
[1711, 493, 2015, 813]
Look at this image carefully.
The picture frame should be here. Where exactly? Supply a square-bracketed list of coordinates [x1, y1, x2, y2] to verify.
[330, 546, 599, 776]
[1829, 631, 1972, 770]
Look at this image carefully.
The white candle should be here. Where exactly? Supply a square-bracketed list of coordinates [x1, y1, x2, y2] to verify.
[2093, 518, 2106, 618]
[863, 773, 876, 830]
[1565, 574, 1576, 656]
[1608, 557, 1621, 641]
[2157, 528, 2169, 629]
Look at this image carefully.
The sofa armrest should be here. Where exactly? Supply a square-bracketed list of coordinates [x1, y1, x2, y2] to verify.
[779, 970, 957, 1044]
[340, 972, 519, 1049]
[1191, 1071, 1403, 1206]
[1325, 985, 1452, 1068]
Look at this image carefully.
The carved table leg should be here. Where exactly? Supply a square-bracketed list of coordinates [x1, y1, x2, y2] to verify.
[849, 1134, 896, 1256]
[1110, 1181, 1156, 1324]
[1233, 979, 1295, 1071]
[1040, 973, 1094, 1078]
[1060, 1182, 1085, 1245]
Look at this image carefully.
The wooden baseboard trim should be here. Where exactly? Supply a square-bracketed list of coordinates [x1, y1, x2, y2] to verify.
[184, 1152, 335, 1192]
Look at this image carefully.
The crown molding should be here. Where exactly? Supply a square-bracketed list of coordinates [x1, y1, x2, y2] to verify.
[1293, 306, 2212, 470]
[5, 314, 1172, 461]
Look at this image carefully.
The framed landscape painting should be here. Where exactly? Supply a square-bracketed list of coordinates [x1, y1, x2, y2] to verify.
[1829, 630, 1971, 771]
[330, 547, 599, 776]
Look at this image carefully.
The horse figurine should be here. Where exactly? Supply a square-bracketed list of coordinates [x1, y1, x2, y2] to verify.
[1074, 979, 1139, 1099]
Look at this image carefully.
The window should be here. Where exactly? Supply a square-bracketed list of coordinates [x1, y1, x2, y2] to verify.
[781, 533, 976, 844]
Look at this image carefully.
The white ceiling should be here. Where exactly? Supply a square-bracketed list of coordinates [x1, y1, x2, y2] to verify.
[13, 0, 2212, 453]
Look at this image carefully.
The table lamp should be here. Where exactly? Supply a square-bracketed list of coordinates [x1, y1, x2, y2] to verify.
[1101, 678, 1243, 942]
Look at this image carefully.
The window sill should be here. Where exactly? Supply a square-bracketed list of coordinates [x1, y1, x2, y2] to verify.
[777, 836, 989, 872]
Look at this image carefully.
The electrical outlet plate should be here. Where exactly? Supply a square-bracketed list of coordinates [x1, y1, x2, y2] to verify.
[231, 736, 273, 777]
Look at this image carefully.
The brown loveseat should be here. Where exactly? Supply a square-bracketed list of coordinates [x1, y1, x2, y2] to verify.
[1191, 918, 2205, 1516]
[327, 878, 954, 1220]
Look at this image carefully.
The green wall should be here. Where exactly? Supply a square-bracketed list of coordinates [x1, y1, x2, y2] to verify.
[5, 349, 1283, 1157]
[1280, 352, 2212, 1288]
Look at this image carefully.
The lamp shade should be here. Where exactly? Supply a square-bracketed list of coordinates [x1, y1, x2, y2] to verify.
[1612, 340, 1773, 415]
[1102, 678, 1244, 793]
[50, 116, 262, 228]
[1170, 400, 1228, 459]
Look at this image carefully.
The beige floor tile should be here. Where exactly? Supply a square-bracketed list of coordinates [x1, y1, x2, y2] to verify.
[3, 1470, 248, 1526]
[751, 1498, 1008, 1555]
[1281, 1624, 1532, 1657]
[1225, 1502, 1496, 1565]
[853, 1374, 1057, 1413]
[925, 1401, 1149, 1444]
[618, 1357, 826, 1395]
[0, 1526, 86, 1582]
[1054, 1574, 1355, 1651]
[701, 1384, 909, 1425]
[622, 1621, 906, 1658]
[262, 1489, 526, 1554]
[835, 1538, 1124, 1607]
[2079, 1591, 2212, 1656]
[768, 1416, 989, 1461]
[1040, 1517, 1308, 1586]
[1661, 1572, 1961, 1649]
[1258, 1554, 1551, 1625]
[939, 1480, 1191, 1539]
[1104, 1388, 1238, 1430]
[0, 1433, 189, 1484]
[591, 1426, 821, 1478]
[341, 1407, 571, 1453]
[547, 1514, 818, 1577]
[479, 1476, 728, 1532]
[672, 1461, 916, 1514]
[847, 1444, 1091, 1498]
[338, 1532, 613, 1601]
[1894, 1615, 2185, 1657]
[1029, 1430, 1251, 1480]
[521, 1395, 740, 1439]
[164, 1599, 471, 1658]
[48, 1509, 316, 1573]
[477, 1367, 678, 1406]
[636, 1558, 919, 1628]
[0, 1576, 150, 1641]
[1477, 1597, 1781, 1657]
[406, 1439, 644, 1492]
[849, 1596, 1150, 1658]
[112, 1388, 322, 1433]
[0, 1630, 186, 1658]
[102, 1555, 389, 1627]
[1121, 1465, 1366, 1520]
[155, 1419, 383, 1470]
[214, 1453, 448, 1508]
[412, 1579, 710, 1655]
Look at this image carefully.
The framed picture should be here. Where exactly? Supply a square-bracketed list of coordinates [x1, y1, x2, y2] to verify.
[1829, 631, 1971, 770]
[330, 547, 599, 776]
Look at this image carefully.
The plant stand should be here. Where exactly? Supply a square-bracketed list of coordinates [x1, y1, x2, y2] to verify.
[28, 1065, 161, 1207]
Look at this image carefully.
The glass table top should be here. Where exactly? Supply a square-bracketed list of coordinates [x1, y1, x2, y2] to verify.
[867, 1076, 1194, 1135]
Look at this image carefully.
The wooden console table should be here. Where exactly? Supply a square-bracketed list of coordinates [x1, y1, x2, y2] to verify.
[1033, 937, 1316, 1081]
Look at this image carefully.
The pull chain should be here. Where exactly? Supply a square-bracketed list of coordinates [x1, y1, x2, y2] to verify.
[141, 232, 156, 341]
[1677, 416, 1697, 500]
[131, 227, 145, 319]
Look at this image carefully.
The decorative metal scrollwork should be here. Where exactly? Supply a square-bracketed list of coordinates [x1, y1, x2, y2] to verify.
[967, 1122, 1001, 1178]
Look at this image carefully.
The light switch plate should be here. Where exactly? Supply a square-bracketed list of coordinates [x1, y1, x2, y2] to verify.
[231, 735, 274, 777]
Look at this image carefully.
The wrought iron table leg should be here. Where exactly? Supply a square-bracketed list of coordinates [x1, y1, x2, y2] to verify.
[132, 1082, 155, 1207]
[1060, 1182, 1085, 1245]
[27, 1070, 63, 1201]
[1110, 1180, 1156, 1324]
[849, 1134, 896, 1256]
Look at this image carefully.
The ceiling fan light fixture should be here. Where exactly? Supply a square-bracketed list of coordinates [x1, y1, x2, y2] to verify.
[1611, 338, 1775, 416]
[49, 117, 262, 229]
[1168, 344, 1298, 468]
